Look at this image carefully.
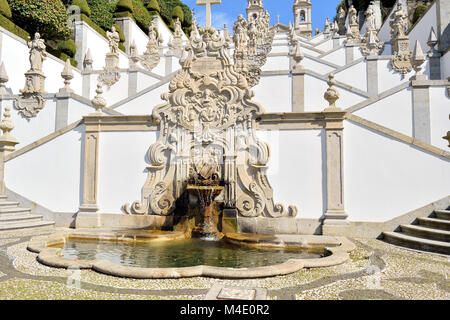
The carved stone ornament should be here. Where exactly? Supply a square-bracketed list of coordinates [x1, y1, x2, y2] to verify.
[346, 5, 361, 45]
[360, 6, 384, 56]
[14, 93, 46, 119]
[140, 18, 162, 71]
[167, 18, 184, 56]
[233, 13, 274, 88]
[389, 2, 412, 76]
[123, 26, 297, 219]
[98, 28, 121, 87]
[98, 52, 121, 87]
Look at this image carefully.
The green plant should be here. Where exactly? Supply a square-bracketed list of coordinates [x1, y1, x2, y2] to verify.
[57, 39, 77, 57]
[147, 0, 159, 13]
[87, 0, 116, 30]
[0, 0, 12, 19]
[7, 0, 72, 40]
[0, 12, 29, 40]
[72, 0, 91, 17]
[412, 3, 428, 25]
[131, 0, 152, 32]
[172, 5, 183, 23]
[116, 0, 133, 13]
[113, 23, 125, 42]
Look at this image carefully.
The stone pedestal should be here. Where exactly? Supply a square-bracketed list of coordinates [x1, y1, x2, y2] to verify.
[22, 71, 46, 94]
[411, 80, 431, 143]
[292, 69, 306, 112]
[0, 137, 18, 196]
[76, 117, 101, 228]
[366, 56, 379, 97]
[322, 110, 348, 226]
[99, 53, 120, 87]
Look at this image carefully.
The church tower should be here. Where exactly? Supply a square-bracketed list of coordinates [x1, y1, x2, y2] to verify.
[293, 0, 312, 38]
[246, 0, 265, 21]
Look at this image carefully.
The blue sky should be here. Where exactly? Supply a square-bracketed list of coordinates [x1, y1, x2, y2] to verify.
[183, 0, 342, 32]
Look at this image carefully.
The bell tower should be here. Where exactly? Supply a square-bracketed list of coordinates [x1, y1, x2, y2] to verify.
[293, 0, 312, 38]
[246, 0, 264, 21]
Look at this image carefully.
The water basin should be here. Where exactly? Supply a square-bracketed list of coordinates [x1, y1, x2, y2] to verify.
[54, 238, 324, 269]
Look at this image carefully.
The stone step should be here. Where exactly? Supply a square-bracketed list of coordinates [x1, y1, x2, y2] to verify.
[433, 210, 450, 221]
[400, 224, 450, 242]
[0, 201, 20, 208]
[0, 214, 44, 225]
[0, 207, 32, 215]
[417, 217, 450, 231]
[0, 220, 54, 233]
[383, 231, 450, 255]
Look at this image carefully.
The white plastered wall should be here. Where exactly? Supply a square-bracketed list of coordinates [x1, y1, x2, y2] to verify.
[344, 120, 450, 222]
[407, 2, 437, 54]
[5, 125, 84, 213]
[304, 75, 366, 111]
[441, 51, 450, 79]
[353, 88, 414, 137]
[429, 86, 450, 150]
[334, 60, 368, 92]
[253, 75, 292, 113]
[320, 47, 346, 66]
[258, 129, 324, 219]
[115, 82, 169, 115]
[97, 131, 158, 213]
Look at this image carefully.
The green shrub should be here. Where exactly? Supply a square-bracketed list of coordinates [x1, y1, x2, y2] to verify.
[87, 0, 116, 31]
[7, 0, 71, 40]
[147, 0, 159, 13]
[116, 0, 133, 13]
[113, 23, 125, 42]
[0, 0, 11, 19]
[72, 0, 91, 17]
[131, 0, 152, 32]
[57, 39, 77, 57]
[412, 4, 428, 25]
[0, 12, 29, 40]
[172, 5, 183, 24]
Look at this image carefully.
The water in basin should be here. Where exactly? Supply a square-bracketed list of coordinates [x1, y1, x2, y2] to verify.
[56, 238, 324, 269]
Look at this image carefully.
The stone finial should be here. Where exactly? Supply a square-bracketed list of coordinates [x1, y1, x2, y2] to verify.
[60, 59, 74, 94]
[129, 40, 140, 68]
[91, 83, 106, 115]
[0, 107, 14, 138]
[324, 74, 340, 111]
[0, 62, 8, 95]
[291, 41, 305, 71]
[411, 40, 427, 80]
[0, 107, 18, 151]
[427, 27, 438, 48]
[83, 49, 93, 71]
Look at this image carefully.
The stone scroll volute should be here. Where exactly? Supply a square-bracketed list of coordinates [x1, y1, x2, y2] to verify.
[123, 26, 298, 219]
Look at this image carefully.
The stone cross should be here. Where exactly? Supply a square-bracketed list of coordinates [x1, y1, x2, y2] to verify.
[196, 0, 221, 27]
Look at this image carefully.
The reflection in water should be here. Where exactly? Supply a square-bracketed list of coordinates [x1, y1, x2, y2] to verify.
[58, 239, 323, 269]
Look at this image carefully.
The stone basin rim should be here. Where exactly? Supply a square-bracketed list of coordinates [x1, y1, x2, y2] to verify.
[27, 230, 355, 279]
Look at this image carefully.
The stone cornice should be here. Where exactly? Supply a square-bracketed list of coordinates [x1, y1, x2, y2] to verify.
[258, 111, 346, 130]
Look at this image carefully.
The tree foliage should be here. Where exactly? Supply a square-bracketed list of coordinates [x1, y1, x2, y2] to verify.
[7, 0, 72, 40]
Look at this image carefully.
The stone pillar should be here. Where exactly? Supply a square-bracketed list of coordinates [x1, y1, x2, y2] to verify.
[411, 80, 431, 143]
[323, 111, 348, 226]
[77, 119, 101, 228]
[74, 21, 88, 69]
[114, 17, 133, 54]
[436, 0, 450, 53]
[321, 75, 348, 227]
[128, 68, 138, 96]
[55, 93, 69, 131]
[345, 44, 356, 64]
[165, 54, 175, 75]
[82, 71, 92, 99]
[366, 56, 379, 97]
[292, 69, 306, 112]
[0, 108, 18, 197]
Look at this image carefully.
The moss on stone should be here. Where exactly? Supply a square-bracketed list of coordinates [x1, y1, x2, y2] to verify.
[0, 0, 12, 19]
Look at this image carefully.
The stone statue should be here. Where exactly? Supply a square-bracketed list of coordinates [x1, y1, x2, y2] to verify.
[27, 33, 47, 73]
[168, 18, 184, 56]
[360, 3, 384, 56]
[349, 5, 358, 26]
[106, 27, 120, 55]
[233, 15, 248, 52]
[390, 2, 408, 39]
[337, 7, 346, 35]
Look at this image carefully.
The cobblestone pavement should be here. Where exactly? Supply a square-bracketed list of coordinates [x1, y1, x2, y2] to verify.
[0, 229, 448, 300]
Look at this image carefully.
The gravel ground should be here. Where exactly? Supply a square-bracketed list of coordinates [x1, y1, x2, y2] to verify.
[0, 230, 448, 300]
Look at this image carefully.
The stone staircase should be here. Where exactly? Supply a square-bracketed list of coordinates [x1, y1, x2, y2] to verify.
[0, 195, 54, 233]
[383, 207, 450, 255]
